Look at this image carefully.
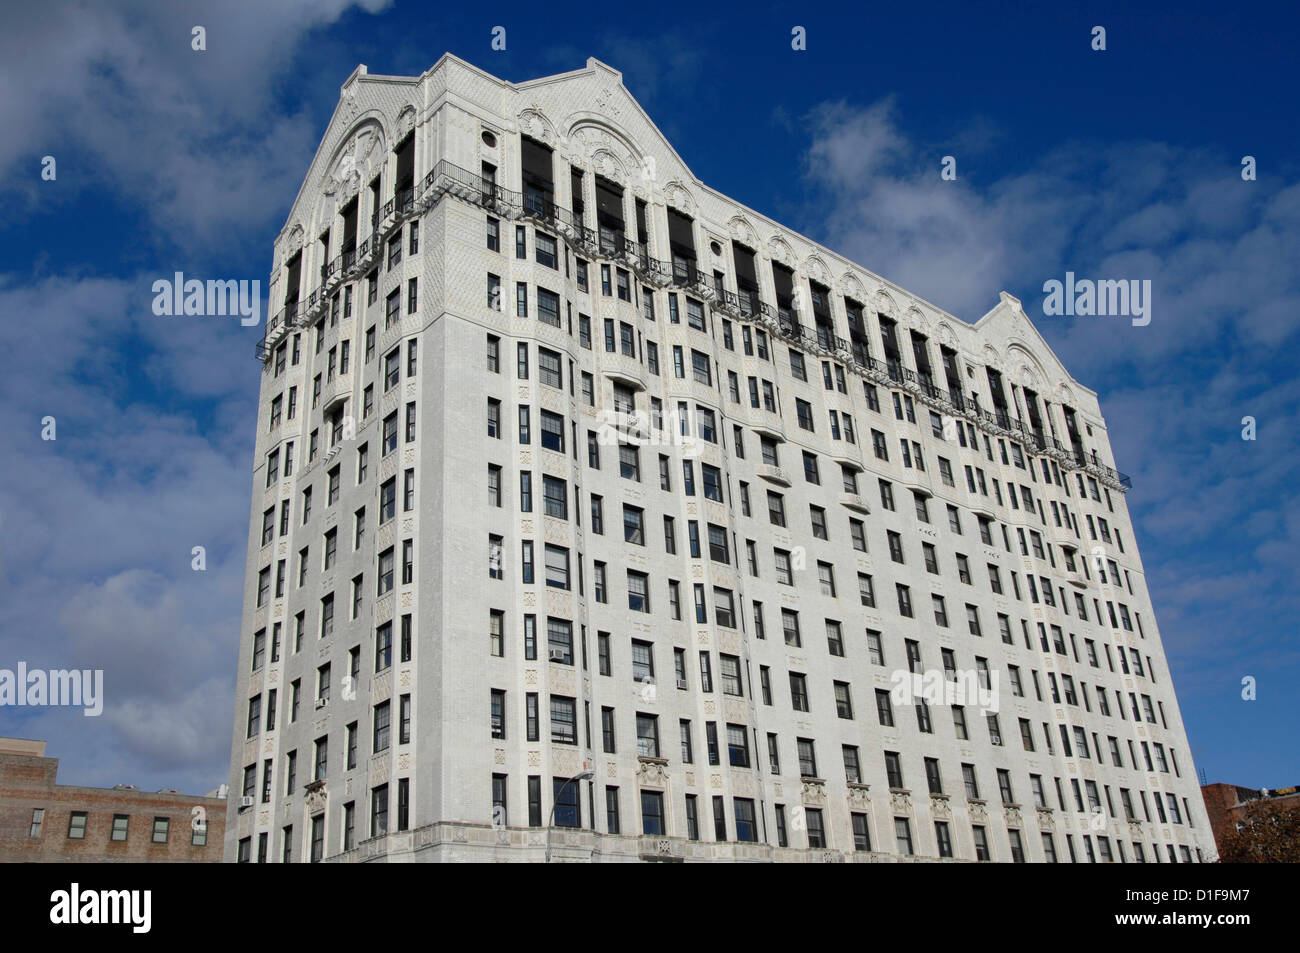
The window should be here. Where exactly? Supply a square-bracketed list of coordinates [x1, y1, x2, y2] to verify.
[490, 689, 506, 739]
[888, 531, 904, 564]
[551, 696, 578, 745]
[524, 615, 538, 662]
[323, 527, 337, 570]
[601, 707, 617, 754]
[527, 693, 540, 741]
[535, 232, 557, 268]
[834, 681, 853, 718]
[780, 608, 800, 647]
[885, 751, 905, 790]
[897, 584, 913, 617]
[734, 798, 758, 842]
[691, 349, 712, 386]
[924, 757, 944, 796]
[151, 817, 170, 844]
[818, 562, 837, 597]
[627, 571, 650, 612]
[377, 547, 394, 596]
[790, 673, 809, 712]
[371, 785, 388, 837]
[546, 616, 572, 660]
[543, 475, 567, 519]
[544, 545, 570, 589]
[803, 452, 820, 484]
[810, 506, 828, 540]
[537, 288, 560, 326]
[865, 630, 884, 667]
[774, 548, 793, 586]
[540, 410, 565, 452]
[797, 738, 818, 778]
[67, 811, 87, 839]
[796, 399, 814, 431]
[605, 786, 621, 834]
[876, 689, 895, 727]
[850, 519, 867, 552]
[489, 609, 505, 657]
[623, 505, 645, 546]
[636, 713, 660, 758]
[641, 791, 665, 836]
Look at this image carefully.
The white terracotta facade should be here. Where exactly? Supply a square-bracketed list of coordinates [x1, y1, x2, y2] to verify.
[224, 55, 1212, 863]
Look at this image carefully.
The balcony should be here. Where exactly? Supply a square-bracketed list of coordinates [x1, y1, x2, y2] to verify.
[255, 308, 289, 361]
[599, 351, 647, 391]
[289, 158, 1139, 495]
[756, 463, 790, 487]
[837, 491, 871, 514]
[669, 257, 713, 297]
[321, 374, 352, 416]
[711, 287, 768, 322]
[748, 411, 785, 444]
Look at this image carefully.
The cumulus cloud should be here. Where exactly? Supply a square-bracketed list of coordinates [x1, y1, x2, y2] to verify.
[0, 0, 391, 254]
[0, 0, 394, 795]
[0, 273, 254, 792]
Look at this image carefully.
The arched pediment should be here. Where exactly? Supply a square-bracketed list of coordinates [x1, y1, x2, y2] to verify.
[664, 180, 697, 215]
[1006, 341, 1051, 390]
[519, 105, 561, 146]
[728, 215, 758, 249]
[320, 116, 386, 201]
[768, 234, 795, 267]
[805, 254, 831, 285]
[839, 272, 866, 303]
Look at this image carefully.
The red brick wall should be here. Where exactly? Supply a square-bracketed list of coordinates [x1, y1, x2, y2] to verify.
[0, 751, 225, 862]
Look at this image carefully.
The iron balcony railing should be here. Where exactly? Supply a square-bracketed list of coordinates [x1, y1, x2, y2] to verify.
[258, 157, 1133, 490]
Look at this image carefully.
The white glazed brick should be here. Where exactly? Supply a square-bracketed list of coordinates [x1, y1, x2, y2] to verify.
[226, 55, 1212, 865]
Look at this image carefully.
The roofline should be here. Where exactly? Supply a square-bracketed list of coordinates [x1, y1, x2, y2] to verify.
[283, 55, 1105, 407]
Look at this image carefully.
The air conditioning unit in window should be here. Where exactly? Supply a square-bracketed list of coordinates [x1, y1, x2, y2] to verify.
[239, 796, 254, 810]
[316, 697, 328, 709]
[676, 678, 688, 690]
[548, 649, 567, 662]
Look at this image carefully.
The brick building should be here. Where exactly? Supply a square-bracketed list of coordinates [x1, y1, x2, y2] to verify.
[0, 737, 225, 862]
[1202, 782, 1300, 858]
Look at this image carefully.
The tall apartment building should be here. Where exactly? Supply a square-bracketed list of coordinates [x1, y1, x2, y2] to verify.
[226, 54, 1211, 863]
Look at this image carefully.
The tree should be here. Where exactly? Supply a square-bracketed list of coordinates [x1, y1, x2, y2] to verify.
[1215, 799, 1300, 863]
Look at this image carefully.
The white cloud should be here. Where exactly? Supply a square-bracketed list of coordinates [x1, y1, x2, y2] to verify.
[0, 0, 391, 253]
[0, 274, 252, 792]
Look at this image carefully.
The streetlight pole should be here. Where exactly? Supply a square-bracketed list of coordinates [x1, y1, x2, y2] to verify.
[545, 769, 594, 863]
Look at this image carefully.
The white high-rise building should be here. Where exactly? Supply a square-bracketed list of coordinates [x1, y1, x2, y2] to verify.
[225, 55, 1212, 863]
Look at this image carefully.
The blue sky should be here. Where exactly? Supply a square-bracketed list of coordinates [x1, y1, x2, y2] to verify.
[0, 0, 1295, 795]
